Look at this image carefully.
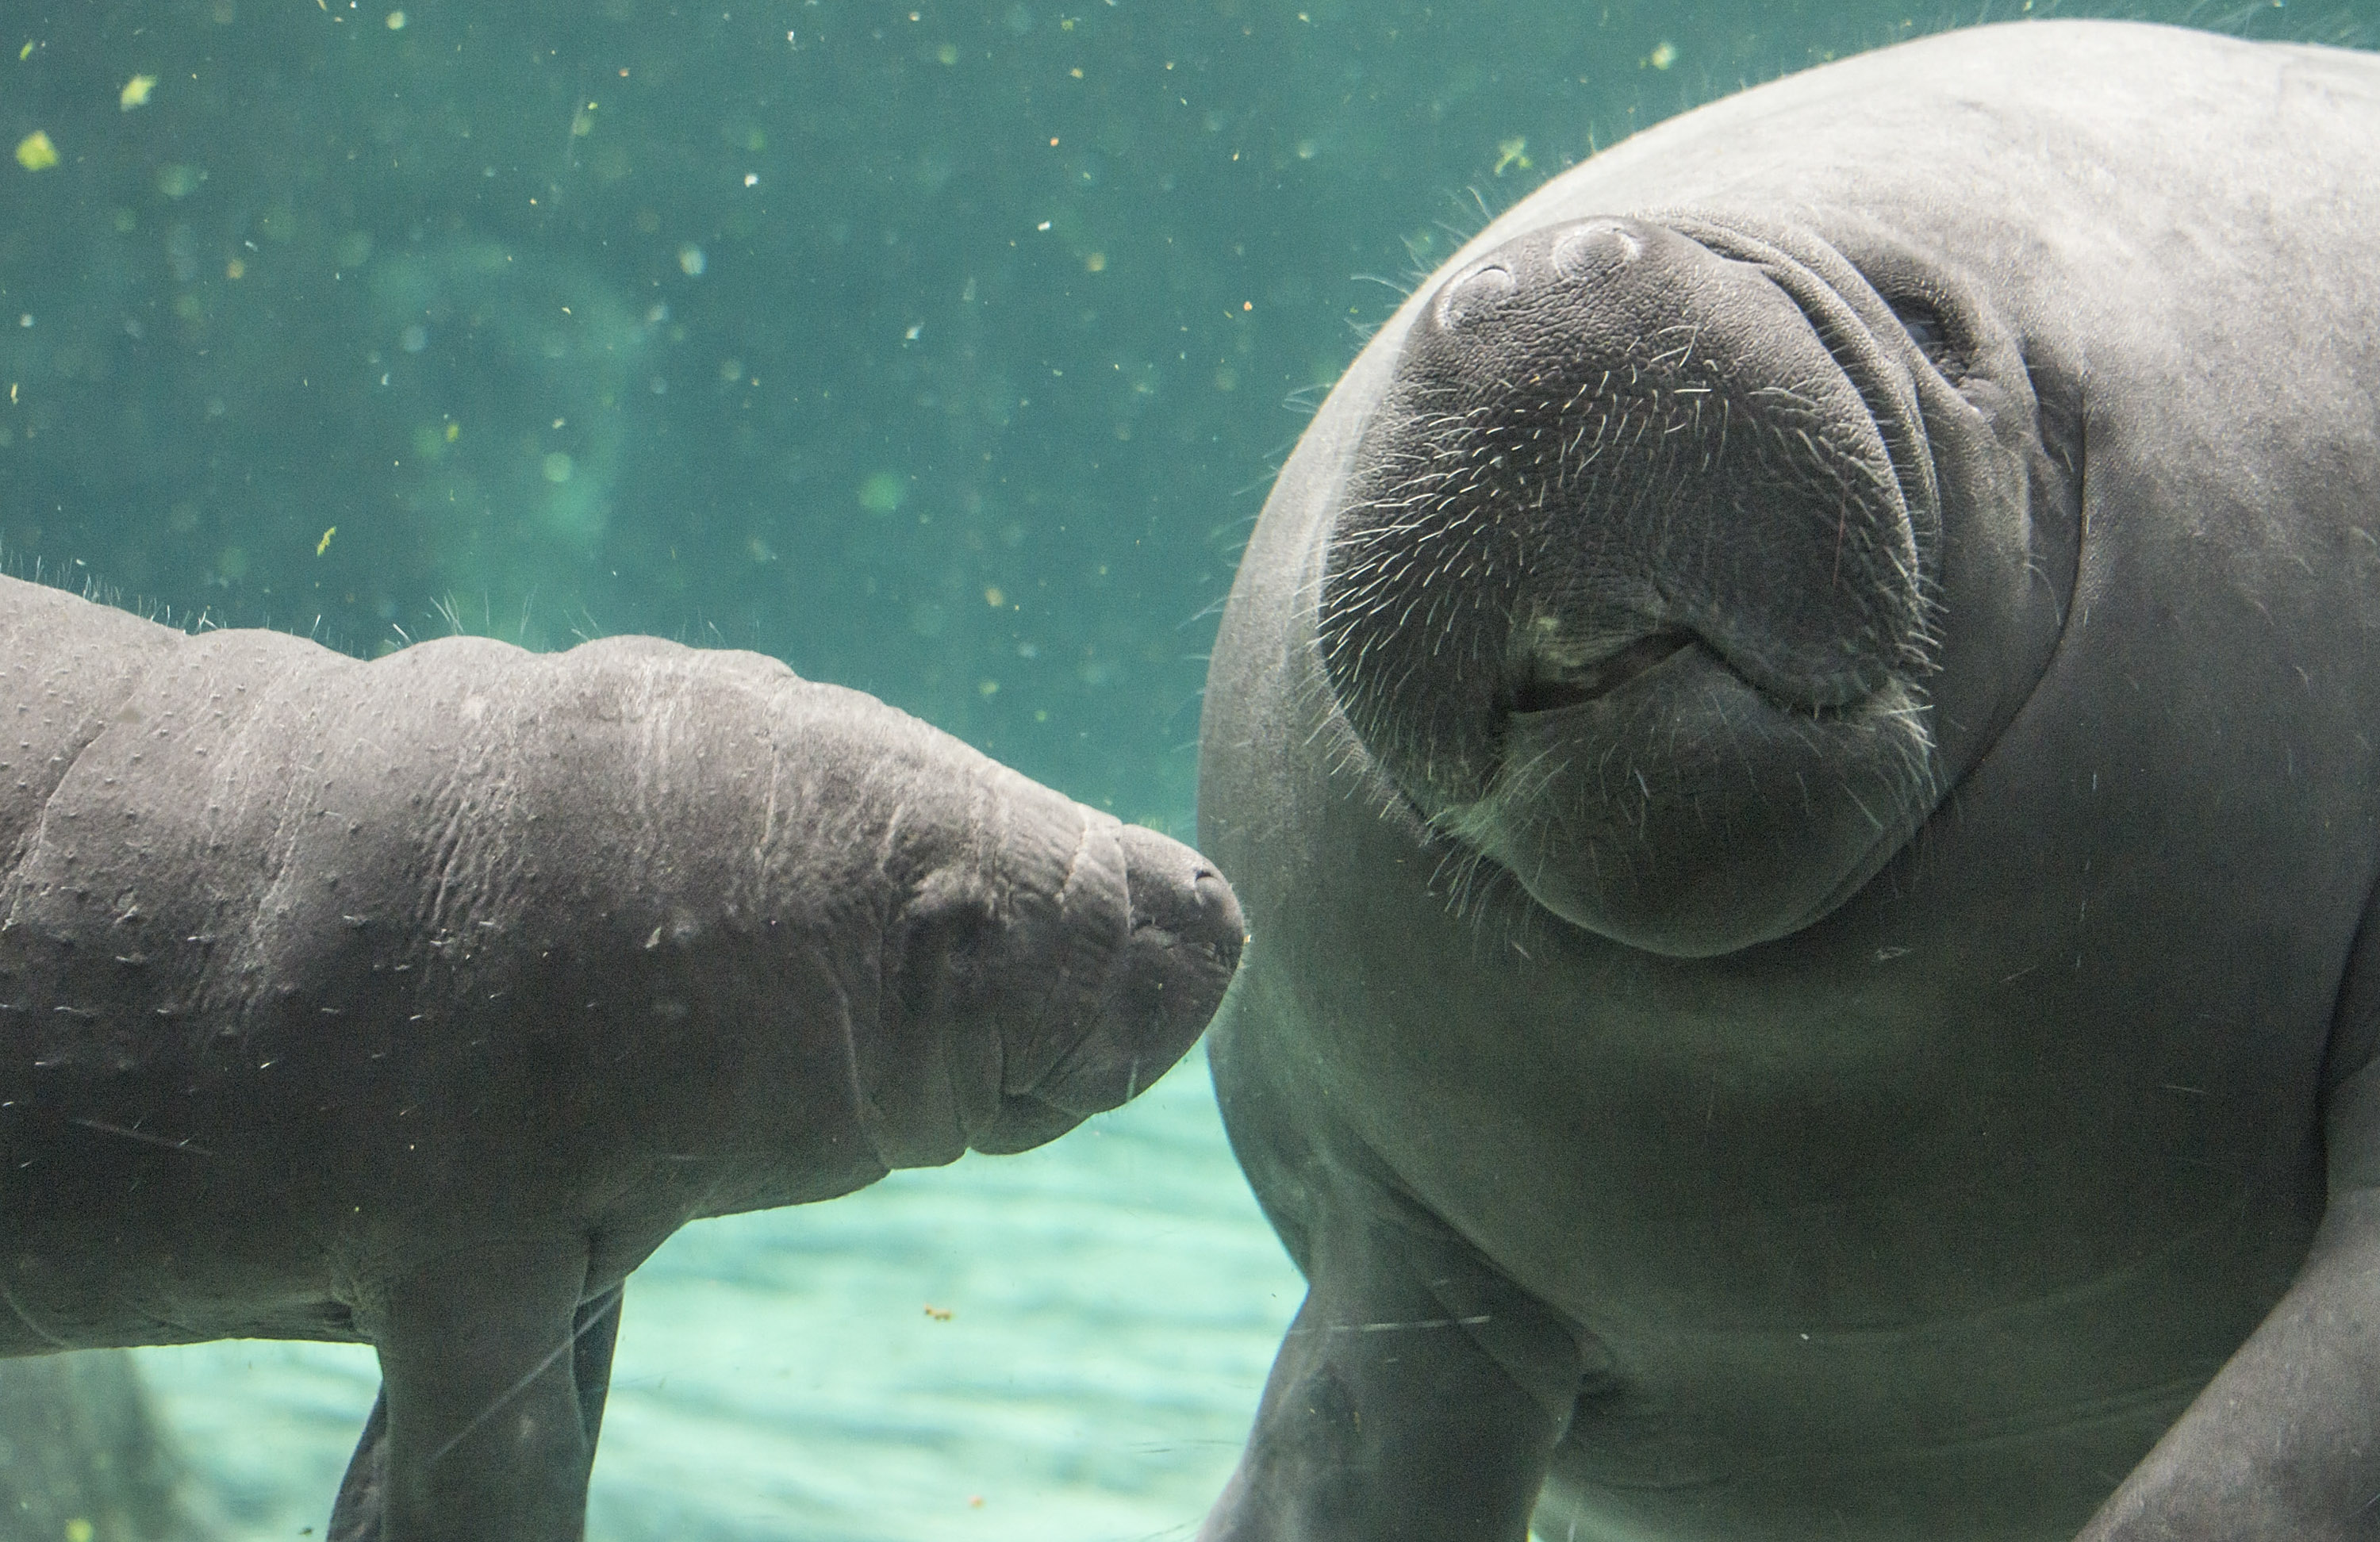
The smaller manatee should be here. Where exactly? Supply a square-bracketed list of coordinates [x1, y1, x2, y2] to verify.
[0, 573, 1244, 1542]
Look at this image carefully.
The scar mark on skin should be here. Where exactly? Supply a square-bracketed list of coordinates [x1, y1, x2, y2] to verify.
[1286, 1314, 1495, 1337]
[71, 1116, 214, 1156]
[427, 1289, 624, 1470]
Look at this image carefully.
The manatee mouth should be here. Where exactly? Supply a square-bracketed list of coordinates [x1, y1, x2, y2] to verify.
[1510, 630, 1694, 715]
[972, 1091, 1081, 1156]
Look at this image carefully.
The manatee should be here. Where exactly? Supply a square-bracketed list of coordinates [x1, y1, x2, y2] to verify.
[1196, 19, 2380, 1540]
[0, 572, 1243, 1541]
[0, 1351, 213, 1542]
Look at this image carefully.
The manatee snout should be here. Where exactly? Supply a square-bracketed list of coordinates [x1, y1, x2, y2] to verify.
[966, 819, 1242, 1156]
[1319, 215, 1950, 955]
[1326, 216, 1933, 784]
[1037, 824, 1244, 1118]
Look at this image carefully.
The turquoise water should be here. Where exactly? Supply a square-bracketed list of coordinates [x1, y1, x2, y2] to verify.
[2, 1, 2372, 1537]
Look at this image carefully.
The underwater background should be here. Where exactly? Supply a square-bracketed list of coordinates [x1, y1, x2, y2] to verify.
[2, 1, 2371, 1537]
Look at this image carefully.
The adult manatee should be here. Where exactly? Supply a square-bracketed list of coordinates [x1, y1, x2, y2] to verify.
[1196, 19, 2380, 1541]
[0, 573, 1243, 1541]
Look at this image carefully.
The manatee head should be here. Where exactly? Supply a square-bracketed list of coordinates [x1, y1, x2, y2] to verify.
[1318, 213, 2073, 956]
[855, 753, 1244, 1163]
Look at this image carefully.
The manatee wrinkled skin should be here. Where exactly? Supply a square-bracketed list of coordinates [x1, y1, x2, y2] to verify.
[1198, 20, 2380, 1542]
[0, 573, 1243, 1541]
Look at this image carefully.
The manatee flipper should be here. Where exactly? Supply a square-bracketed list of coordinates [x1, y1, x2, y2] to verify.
[327, 1284, 624, 1541]
[314, 1242, 598, 1541]
[568, 1285, 624, 1452]
[2076, 1060, 2380, 1538]
[1200, 1160, 1586, 1542]
[326, 1391, 389, 1542]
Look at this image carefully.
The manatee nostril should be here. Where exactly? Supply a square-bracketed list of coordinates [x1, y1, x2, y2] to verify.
[1437, 263, 1516, 328]
[1552, 221, 1645, 279]
[1117, 827, 1245, 960]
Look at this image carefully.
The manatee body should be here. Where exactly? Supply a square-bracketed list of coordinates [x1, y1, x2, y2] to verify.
[0, 573, 1243, 1541]
[1196, 21, 2380, 1541]
[0, 1351, 211, 1541]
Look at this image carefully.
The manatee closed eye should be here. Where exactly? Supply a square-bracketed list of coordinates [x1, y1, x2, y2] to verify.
[1200, 18, 2380, 1542]
[0, 571, 1242, 1541]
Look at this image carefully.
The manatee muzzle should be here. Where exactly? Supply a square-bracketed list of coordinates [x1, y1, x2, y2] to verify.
[1320, 214, 1939, 813]
[1316, 216, 1944, 953]
[973, 823, 1242, 1153]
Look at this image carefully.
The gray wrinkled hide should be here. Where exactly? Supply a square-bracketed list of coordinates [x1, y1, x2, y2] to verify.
[1, 573, 1242, 1541]
[1198, 20, 2380, 1542]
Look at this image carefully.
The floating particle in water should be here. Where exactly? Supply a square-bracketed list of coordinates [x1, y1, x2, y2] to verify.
[316, 526, 336, 556]
[1493, 136, 1531, 176]
[678, 244, 707, 276]
[1649, 40, 1678, 69]
[157, 163, 201, 198]
[858, 471, 907, 513]
[542, 451, 574, 484]
[385, 9, 405, 29]
[120, 75, 156, 110]
[401, 324, 427, 352]
[15, 131, 59, 171]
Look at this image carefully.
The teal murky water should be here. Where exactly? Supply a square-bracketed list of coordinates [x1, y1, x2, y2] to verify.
[2, 1, 2368, 1537]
